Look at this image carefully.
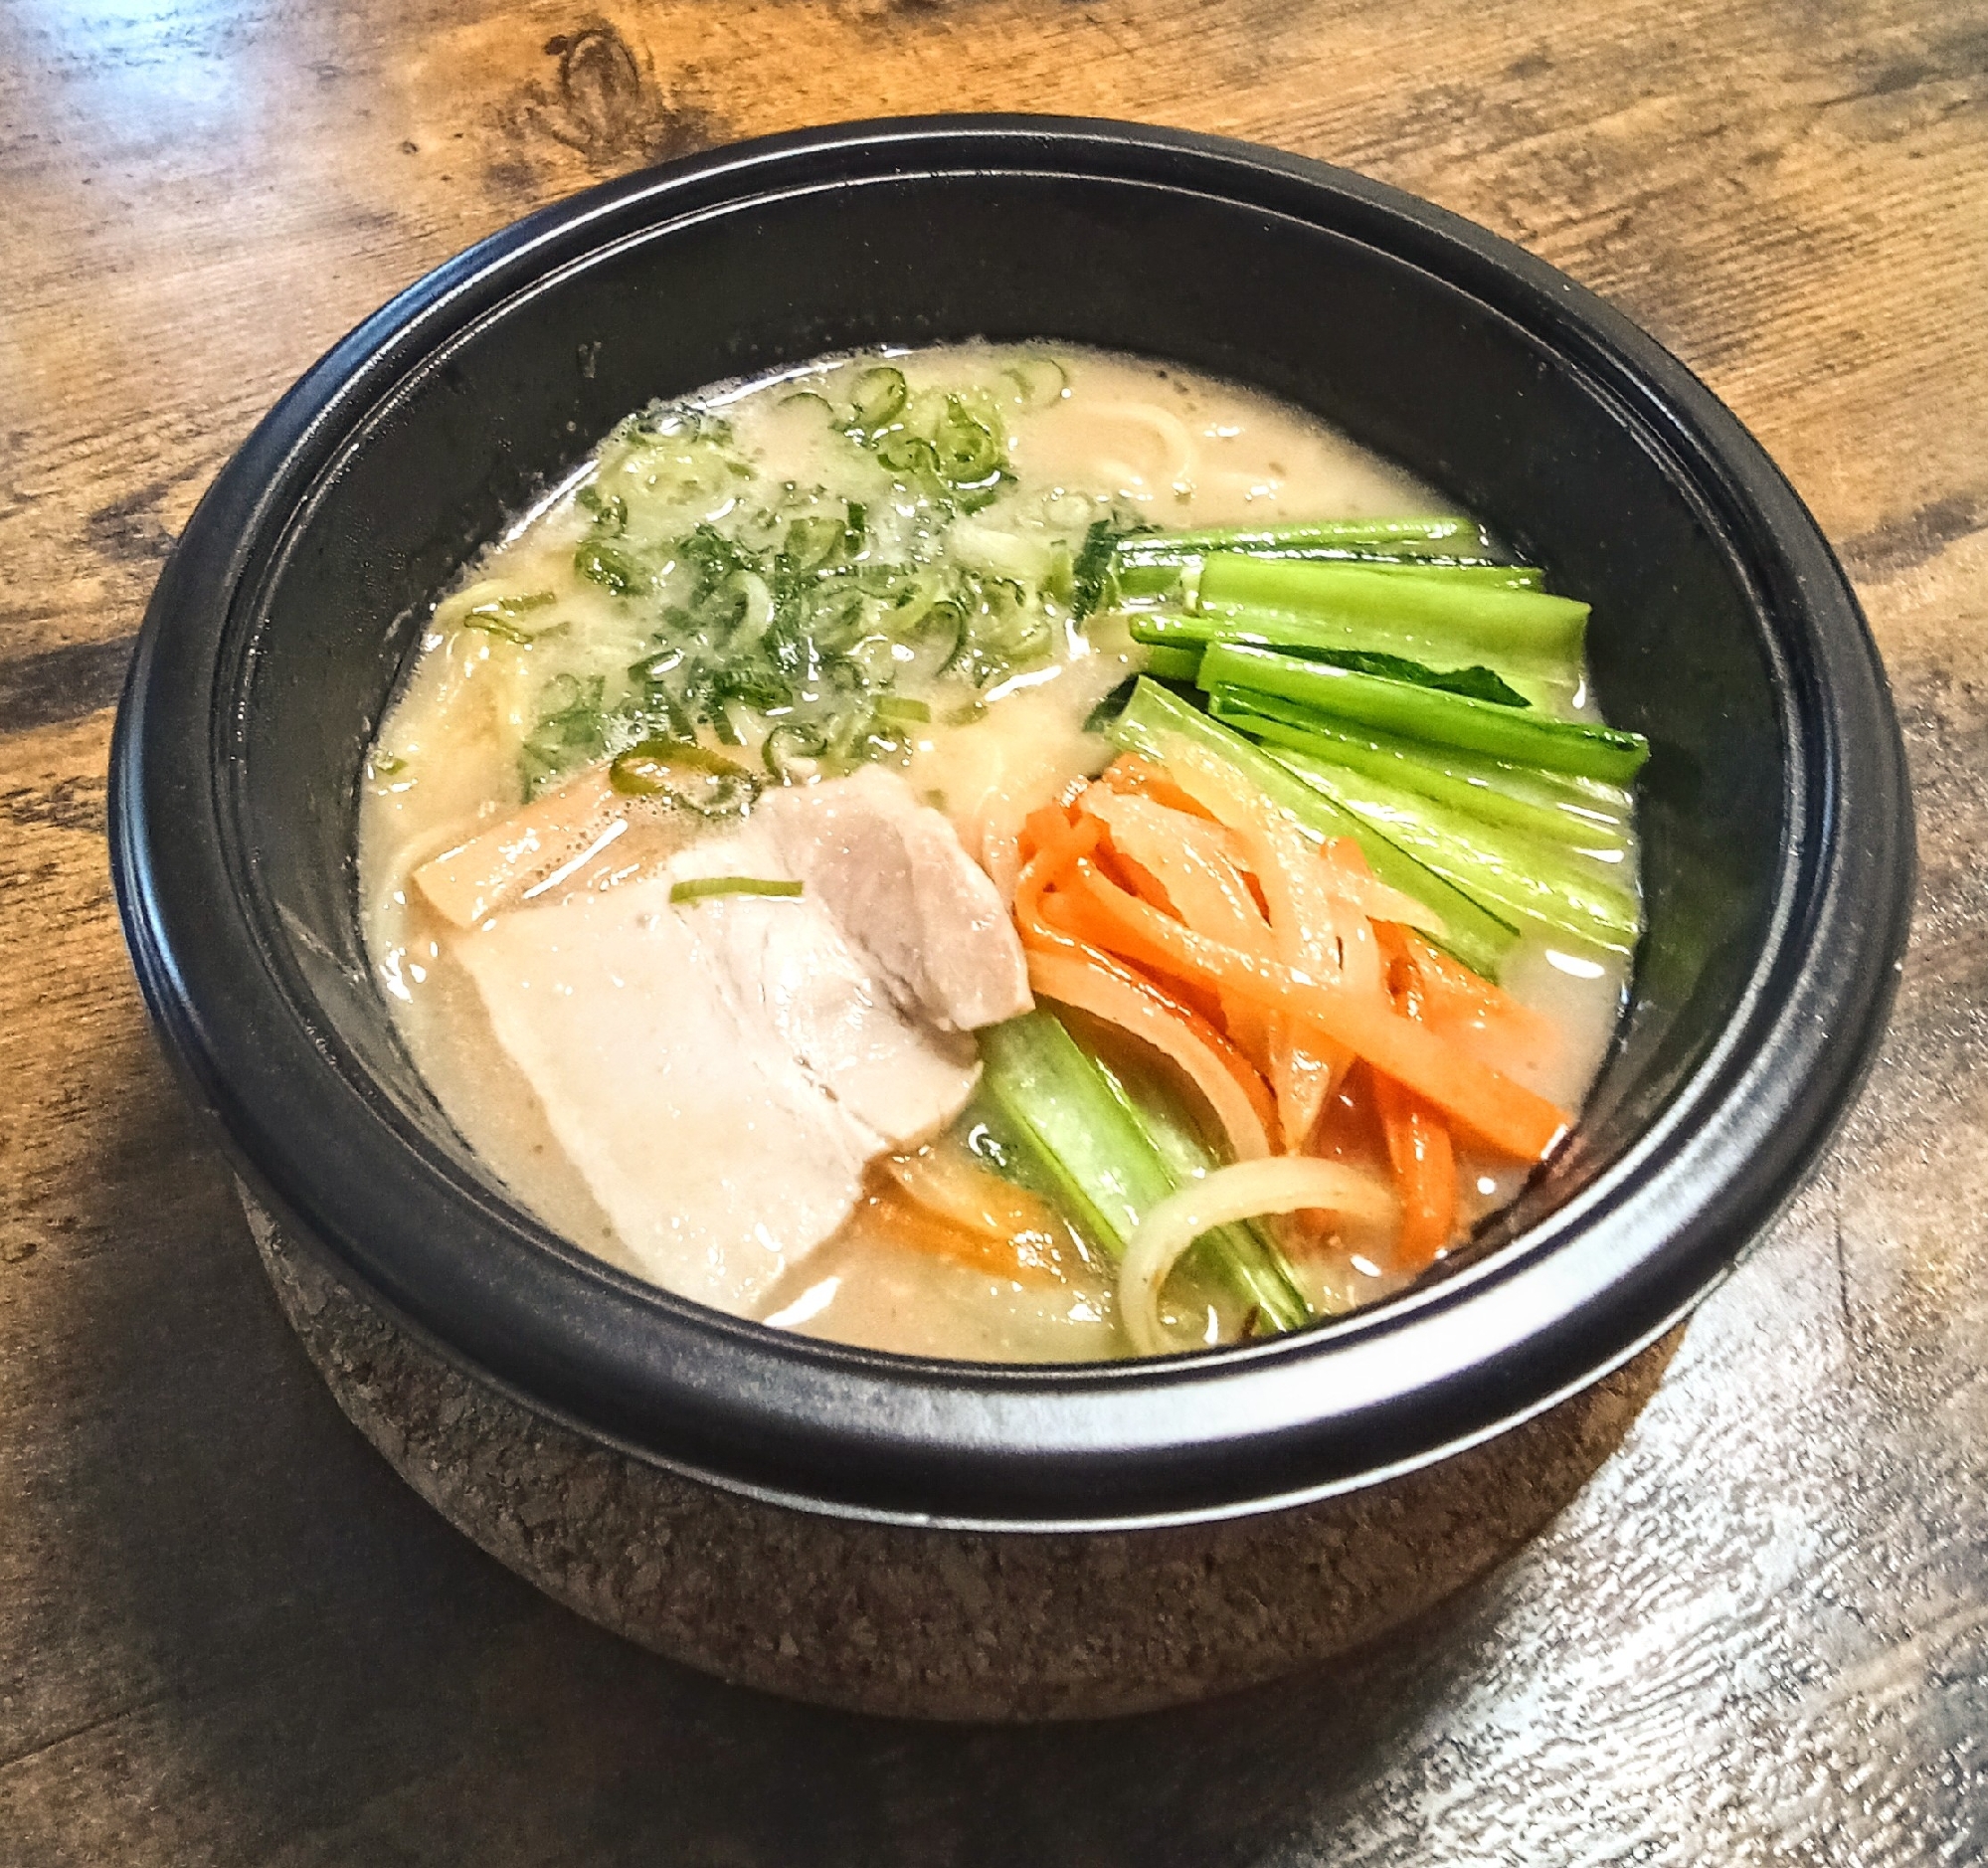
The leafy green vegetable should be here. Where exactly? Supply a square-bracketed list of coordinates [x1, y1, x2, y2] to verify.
[1140, 645, 1204, 683]
[976, 1010, 1311, 1332]
[1085, 1042, 1301, 1333]
[1204, 688, 1633, 853]
[1269, 749, 1643, 954]
[1136, 634, 1529, 706]
[1108, 677, 1521, 980]
[1070, 517, 1122, 620]
[1116, 516, 1484, 559]
[1201, 643, 1650, 784]
[1082, 673, 1140, 734]
[1196, 557, 1590, 661]
[1304, 650, 1530, 708]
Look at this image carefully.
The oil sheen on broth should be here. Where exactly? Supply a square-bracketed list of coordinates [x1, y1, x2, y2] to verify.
[361, 344, 1636, 1362]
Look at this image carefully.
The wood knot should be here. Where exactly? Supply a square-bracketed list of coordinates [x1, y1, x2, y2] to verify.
[516, 22, 714, 171]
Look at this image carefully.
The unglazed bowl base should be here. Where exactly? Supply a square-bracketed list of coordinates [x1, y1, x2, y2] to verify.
[248, 1190, 1680, 1721]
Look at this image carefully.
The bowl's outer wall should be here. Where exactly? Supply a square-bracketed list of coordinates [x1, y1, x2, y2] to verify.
[112, 121, 1912, 1528]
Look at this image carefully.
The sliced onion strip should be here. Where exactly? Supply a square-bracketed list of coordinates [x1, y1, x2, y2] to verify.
[1025, 950, 1274, 1162]
[1119, 1158, 1398, 1358]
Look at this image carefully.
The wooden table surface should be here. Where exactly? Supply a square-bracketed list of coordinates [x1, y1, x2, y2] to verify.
[3, 2, 1984, 1861]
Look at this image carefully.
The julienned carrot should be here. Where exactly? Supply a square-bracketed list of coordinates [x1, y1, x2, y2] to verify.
[1370, 965, 1457, 1270]
[1021, 802, 1080, 861]
[1377, 922, 1506, 1017]
[881, 1142, 1076, 1254]
[1012, 808, 1278, 1155]
[1318, 840, 1440, 932]
[1063, 861, 1571, 1162]
[1153, 736, 1365, 1150]
[1091, 841, 1176, 915]
[1079, 785, 1276, 1071]
[1375, 922, 1559, 1060]
[860, 1172, 1069, 1286]
[1038, 887, 1199, 991]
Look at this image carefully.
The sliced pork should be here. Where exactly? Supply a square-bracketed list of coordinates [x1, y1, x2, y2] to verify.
[449, 769, 1031, 1314]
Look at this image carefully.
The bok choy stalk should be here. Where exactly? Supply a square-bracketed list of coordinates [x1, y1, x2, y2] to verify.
[977, 1011, 1312, 1334]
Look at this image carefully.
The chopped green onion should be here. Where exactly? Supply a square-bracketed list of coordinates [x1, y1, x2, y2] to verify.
[669, 875, 805, 904]
[933, 395, 1003, 483]
[576, 485, 629, 534]
[999, 355, 1069, 405]
[763, 720, 828, 780]
[459, 593, 559, 645]
[849, 365, 908, 434]
[574, 541, 648, 597]
[783, 514, 845, 570]
[876, 694, 933, 723]
[611, 740, 760, 816]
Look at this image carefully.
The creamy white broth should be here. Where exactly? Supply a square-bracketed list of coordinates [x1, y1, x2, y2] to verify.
[360, 343, 1634, 1361]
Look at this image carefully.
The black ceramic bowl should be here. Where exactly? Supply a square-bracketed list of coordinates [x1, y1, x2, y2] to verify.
[110, 118, 1910, 1539]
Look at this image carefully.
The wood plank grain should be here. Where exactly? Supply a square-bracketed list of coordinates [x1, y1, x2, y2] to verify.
[0, 0, 1980, 688]
[1, 0, 1984, 1860]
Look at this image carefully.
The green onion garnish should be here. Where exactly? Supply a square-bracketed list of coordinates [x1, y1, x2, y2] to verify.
[876, 695, 933, 723]
[669, 876, 805, 905]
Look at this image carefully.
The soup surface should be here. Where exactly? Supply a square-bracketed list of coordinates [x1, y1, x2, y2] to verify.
[361, 343, 1640, 1362]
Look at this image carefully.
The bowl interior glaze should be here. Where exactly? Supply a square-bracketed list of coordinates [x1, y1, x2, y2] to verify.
[113, 120, 1910, 1528]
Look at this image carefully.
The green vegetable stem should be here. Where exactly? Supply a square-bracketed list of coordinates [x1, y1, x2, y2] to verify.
[977, 1011, 1311, 1334]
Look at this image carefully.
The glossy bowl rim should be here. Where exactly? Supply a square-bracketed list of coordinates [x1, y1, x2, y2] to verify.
[109, 114, 1913, 1531]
